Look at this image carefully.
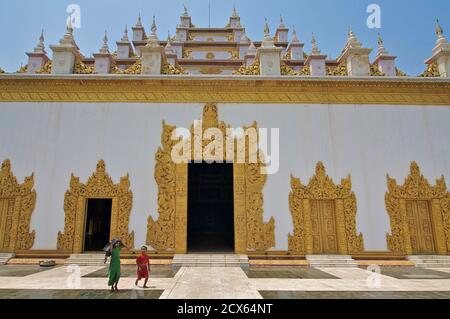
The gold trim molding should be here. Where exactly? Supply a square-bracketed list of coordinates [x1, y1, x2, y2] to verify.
[57, 160, 134, 253]
[385, 162, 449, 255]
[0, 159, 36, 252]
[288, 162, 364, 254]
[0, 76, 449, 105]
[146, 103, 275, 253]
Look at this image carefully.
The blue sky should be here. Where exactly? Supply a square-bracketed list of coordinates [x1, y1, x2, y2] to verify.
[0, 0, 448, 75]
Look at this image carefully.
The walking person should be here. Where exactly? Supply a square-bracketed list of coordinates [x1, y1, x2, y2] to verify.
[135, 246, 151, 288]
[108, 239, 125, 292]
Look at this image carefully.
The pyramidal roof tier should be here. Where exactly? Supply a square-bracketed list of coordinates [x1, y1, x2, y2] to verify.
[2, 10, 448, 77]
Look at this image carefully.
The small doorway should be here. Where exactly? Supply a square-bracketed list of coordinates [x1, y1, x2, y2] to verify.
[84, 199, 112, 251]
[187, 162, 234, 252]
[311, 200, 338, 254]
[406, 200, 436, 254]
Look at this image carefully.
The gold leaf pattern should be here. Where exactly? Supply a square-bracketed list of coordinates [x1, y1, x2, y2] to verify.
[147, 103, 275, 253]
[385, 162, 449, 254]
[57, 160, 134, 252]
[0, 159, 36, 251]
[288, 162, 364, 254]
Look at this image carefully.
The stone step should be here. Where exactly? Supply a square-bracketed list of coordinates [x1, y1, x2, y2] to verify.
[306, 255, 353, 260]
[416, 263, 450, 268]
[407, 255, 450, 268]
[172, 254, 249, 267]
[65, 253, 107, 266]
[408, 255, 450, 260]
[0, 253, 15, 265]
[306, 255, 358, 268]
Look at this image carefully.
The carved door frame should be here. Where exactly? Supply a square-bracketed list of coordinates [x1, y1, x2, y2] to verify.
[146, 103, 275, 254]
[288, 162, 365, 255]
[386, 162, 449, 255]
[57, 160, 134, 253]
[0, 159, 36, 252]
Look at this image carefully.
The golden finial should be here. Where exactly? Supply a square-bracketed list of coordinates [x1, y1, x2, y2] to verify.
[279, 15, 285, 28]
[436, 18, 444, 38]
[377, 32, 383, 45]
[232, 5, 238, 17]
[136, 13, 142, 27]
[311, 32, 320, 55]
[100, 30, 109, 53]
[264, 18, 270, 38]
[151, 15, 157, 35]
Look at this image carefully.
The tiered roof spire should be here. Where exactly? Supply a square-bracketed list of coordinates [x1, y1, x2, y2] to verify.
[136, 13, 143, 27]
[99, 30, 110, 54]
[346, 27, 362, 49]
[263, 18, 271, 41]
[146, 15, 159, 47]
[376, 33, 389, 56]
[34, 30, 46, 54]
[291, 26, 299, 43]
[435, 19, 447, 44]
[183, 5, 189, 17]
[279, 15, 286, 29]
[121, 25, 129, 42]
[311, 33, 321, 55]
[232, 6, 238, 18]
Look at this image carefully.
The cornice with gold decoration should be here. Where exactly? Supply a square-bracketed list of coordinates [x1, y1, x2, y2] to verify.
[0, 74, 449, 105]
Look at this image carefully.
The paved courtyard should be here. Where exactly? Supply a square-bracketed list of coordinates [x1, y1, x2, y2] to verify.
[0, 265, 450, 299]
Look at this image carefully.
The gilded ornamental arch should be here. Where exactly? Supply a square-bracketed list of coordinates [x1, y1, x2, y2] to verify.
[288, 162, 364, 254]
[57, 160, 134, 252]
[386, 162, 449, 255]
[0, 159, 36, 252]
[146, 103, 275, 253]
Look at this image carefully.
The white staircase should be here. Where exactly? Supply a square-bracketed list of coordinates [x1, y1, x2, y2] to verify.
[65, 253, 108, 266]
[0, 253, 14, 265]
[407, 255, 450, 268]
[172, 254, 249, 267]
[306, 255, 358, 268]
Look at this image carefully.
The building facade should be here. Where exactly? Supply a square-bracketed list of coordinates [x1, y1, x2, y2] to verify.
[0, 8, 449, 257]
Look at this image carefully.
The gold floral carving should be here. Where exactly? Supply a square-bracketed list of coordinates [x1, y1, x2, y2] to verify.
[233, 59, 260, 75]
[35, 60, 52, 74]
[299, 65, 311, 76]
[0, 159, 36, 252]
[327, 63, 348, 76]
[280, 62, 298, 75]
[420, 62, 440, 77]
[396, 67, 407, 77]
[147, 103, 275, 253]
[16, 65, 28, 74]
[1, 77, 450, 105]
[385, 162, 449, 255]
[74, 60, 94, 74]
[57, 160, 134, 252]
[288, 162, 364, 254]
[370, 64, 385, 76]
[162, 62, 186, 75]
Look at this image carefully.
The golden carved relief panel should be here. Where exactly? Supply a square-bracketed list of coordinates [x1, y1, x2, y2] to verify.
[386, 162, 449, 255]
[288, 162, 364, 254]
[146, 103, 275, 253]
[57, 160, 134, 253]
[1, 77, 449, 105]
[0, 159, 36, 252]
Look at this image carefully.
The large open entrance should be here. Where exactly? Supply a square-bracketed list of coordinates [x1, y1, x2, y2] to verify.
[188, 162, 234, 253]
[84, 199, 112, 252]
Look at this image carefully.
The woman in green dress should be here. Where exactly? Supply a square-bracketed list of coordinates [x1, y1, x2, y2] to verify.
[108, 239, 125, 292]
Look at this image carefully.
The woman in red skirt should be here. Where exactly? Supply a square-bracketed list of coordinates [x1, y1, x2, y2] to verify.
[135, 246, 150, 288]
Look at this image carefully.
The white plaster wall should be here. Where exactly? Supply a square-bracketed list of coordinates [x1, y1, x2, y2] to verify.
[0, 102, 449, 251]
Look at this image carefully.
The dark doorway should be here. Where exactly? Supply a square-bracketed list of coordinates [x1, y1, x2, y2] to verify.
[188, 162, 234, 252]
[84, 199, 112, 251]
